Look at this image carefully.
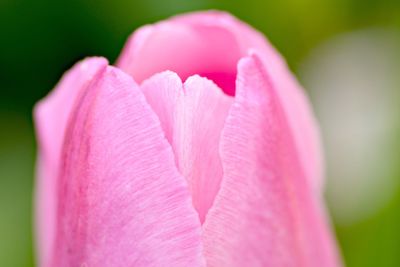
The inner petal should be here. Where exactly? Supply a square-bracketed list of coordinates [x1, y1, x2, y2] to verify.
[117, 22, 242, 96]
[141, 71, 233, 223]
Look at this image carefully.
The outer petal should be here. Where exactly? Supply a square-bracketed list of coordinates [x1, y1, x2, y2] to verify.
[141, 72, 233, 223]
[202, 54, 341, 267]
[116, 10, 323, 190]
[34, 57, 108, 267]
[52, 66, 205, 267]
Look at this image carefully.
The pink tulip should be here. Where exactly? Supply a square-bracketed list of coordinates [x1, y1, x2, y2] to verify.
[34, 11, 342, 267]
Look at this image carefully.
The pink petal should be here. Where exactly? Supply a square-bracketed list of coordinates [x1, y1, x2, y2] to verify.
[141, 71, 233, 223]
[116, 13, 242, 96]
[52, 66, 205, 267]
[34, 57, 108, 267]
[260, 53, 324, 192]
[202, 54, 341, 267]
[117, 10, 323, 190]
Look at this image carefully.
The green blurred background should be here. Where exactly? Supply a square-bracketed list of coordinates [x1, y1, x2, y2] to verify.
[1, 0, 399, 266]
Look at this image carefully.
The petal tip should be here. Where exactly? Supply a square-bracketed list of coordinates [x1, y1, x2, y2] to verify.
[184, 74, 229, 98]
[142, 70, 183, 87]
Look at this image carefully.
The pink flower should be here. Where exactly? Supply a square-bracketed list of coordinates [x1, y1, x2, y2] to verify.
[34, 11, 341, 267]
